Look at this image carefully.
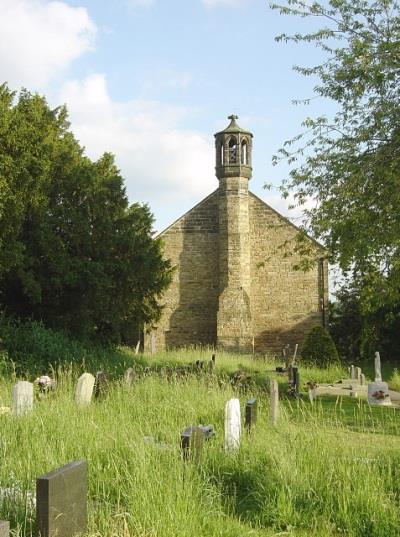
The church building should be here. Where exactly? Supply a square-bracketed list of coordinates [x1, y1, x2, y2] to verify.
[149, 116, 328, 355]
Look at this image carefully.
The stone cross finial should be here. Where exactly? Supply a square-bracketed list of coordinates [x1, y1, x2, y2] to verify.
[228, 114, 238, 121]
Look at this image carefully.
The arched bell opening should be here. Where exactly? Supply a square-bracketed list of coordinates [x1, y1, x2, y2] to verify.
[228, 137, 237, 164]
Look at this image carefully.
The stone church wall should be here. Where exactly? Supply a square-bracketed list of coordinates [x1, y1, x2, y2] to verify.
[249, 193, 327, 353]
[152, 191, 219, 350]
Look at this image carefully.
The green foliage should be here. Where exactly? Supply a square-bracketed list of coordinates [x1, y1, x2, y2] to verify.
[270, 0, 400, 313]
[301, 325, 339, 366]
[329, 284, 363, 362]
[0, 84, 172, 342]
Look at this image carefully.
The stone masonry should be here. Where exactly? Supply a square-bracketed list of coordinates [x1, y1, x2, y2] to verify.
[147, 116, 328, 355]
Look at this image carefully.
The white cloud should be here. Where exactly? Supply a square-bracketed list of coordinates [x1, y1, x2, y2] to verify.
[59, 74, 215, 210]
[202, 0, 248, 7]
[0, 0, 96, 89]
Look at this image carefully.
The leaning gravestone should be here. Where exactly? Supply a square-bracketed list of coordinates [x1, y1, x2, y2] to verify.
[224, 398, 241, 451]
[75, 374, 95, 407]
[36, 460, 87, 537]
[270, 379, 279, 425]
[0, 520, 9, 537]
[12, 381, 33, 416]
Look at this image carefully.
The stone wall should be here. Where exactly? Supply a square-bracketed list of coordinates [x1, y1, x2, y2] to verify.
[249, 193, 326, 354]
[151, 191, 219, 351]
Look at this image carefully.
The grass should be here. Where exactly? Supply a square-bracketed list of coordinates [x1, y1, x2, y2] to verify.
[1, 344, 400, 537]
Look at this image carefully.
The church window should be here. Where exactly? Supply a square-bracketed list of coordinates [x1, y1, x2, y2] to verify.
[228, 137, 237, 163]
[241, 140, 248, 164]
[220, 142, 224, 165]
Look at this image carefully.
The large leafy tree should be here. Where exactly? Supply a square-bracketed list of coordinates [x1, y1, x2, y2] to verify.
[0, 84, 172, 342]
[271, 0, 400, 314]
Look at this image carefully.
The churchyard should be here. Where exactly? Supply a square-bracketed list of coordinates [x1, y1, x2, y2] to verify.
[1, 348, 400, 537]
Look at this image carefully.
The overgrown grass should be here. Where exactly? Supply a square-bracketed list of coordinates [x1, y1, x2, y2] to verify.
[1, 320, 400, 536]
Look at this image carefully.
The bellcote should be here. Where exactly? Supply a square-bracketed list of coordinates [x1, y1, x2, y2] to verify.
[214, 115, 253, 180]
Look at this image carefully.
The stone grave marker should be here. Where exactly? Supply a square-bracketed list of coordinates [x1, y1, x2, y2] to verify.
[12, 381, 33, 416]
[360, 373, 366, 386]
[245, 397, 257, 432]
[0, 521, 9, 537]
[374, 352, 382, 382]
[123, 367, 135, 386]
[75, 373, 95, 407]
[36, 460, 87, 537]
[181, 426, 206, 463]
[350, 365, 356, 380]
[270, 379, 279, 425]
[292, 366, 300, 397]
[224, 398, 241, 451]
[355, 367, 362, 384]
[94, 371, 108, 399]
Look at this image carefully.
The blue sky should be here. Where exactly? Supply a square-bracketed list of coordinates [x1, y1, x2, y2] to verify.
[0, 0, 333, 232]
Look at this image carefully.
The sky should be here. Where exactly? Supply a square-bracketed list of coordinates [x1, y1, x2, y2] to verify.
[0, 0, 334, 234]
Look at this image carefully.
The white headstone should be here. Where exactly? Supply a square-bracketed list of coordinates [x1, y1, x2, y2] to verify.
[12, 381, 33, 416]
[75, 373, 95, 407]
[224, 398, 241, 451]
[350, 365, 356, 380]
[270, 379, 279, 425]
[368, 381, 391, 406]
[374, 352, 382, 382]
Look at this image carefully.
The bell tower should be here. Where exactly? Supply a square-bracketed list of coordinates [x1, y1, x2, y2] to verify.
[215, 115, 253, 353]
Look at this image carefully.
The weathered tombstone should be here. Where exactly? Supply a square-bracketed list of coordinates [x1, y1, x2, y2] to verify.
[181, 426, 206, 463]
[368, 382, 391, 406]
[270, 379, 279, 425]
[374, 352, 382, 382]
[292, 366, 300, 397]
[123, 367, 135, 386]
[12, 381, 33, 416]
[0, 521, 9, 537]
[75, 373, 95, 407]
[350, 365, 356, 380]
[36, 460, 87, 537]
[150, 333, 156, 355]
[245, 398, 257, 432]
[224, 398, 241, 451]
[355, 367, 362, 384]
[94, 371, 108, 399]
[360, 373, 366, 386]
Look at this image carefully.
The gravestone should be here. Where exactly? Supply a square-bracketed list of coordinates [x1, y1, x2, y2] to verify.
[245, 398, 257, 432]
[123, 367, 135, 386]
[355, 367, 362, 384]
[75, 373, 95, 407]
[181, 426, 206, 463]
[292, 366, 300, 397]
[360, 373, 366, 386]
[368, 382, 391, 406]
[374, 352, 382, 382]
[36, 460, 87, 537]
[350, 365, 356, 380]
[94, 371, 108, 399]
[224, 398, 241, 451]
[270, 379, 279, 425]
[0, 521, 9, 537]
[12, 381, 33, 416]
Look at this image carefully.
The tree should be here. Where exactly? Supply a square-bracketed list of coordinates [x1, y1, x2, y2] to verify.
[301, 325, 339, 366]
[0, 84, 173, 342]
[270, 0, 400, 314]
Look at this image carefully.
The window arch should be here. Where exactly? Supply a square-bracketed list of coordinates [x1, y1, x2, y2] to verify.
[228, 137, 237, 164]
[219, 142, 224, 165]
[241, 139, 248, 165]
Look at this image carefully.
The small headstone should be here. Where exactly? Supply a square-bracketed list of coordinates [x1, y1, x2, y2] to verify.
[360, 373, 366, 386]
[292, 366, 300, 397]
[75, 373, 95, 407]
[0, 521, 9, 537]
[355, 367, 362, 384]
[36, 460, 87, 537]
[374, 352, 382, 382]
[12, 381, 33, 416]
[245, 398, 257, 432]
[181, 426, 205, 463]
[350, 365, 356, 380]
[224, 398, 241, 451]
[270, 379, 279, 425]
[124, 367, 135, 386]
[367, 382, 391, 406]
[94, 371, 108, 399]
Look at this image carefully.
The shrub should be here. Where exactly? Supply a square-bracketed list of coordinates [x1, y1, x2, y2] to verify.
[301, 325, 339, 367]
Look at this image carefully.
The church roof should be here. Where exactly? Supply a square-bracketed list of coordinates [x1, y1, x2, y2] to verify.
[214, 115, 253, 137]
